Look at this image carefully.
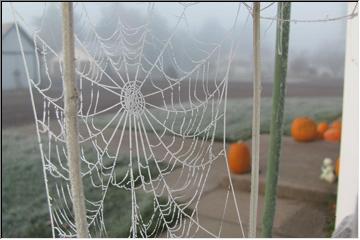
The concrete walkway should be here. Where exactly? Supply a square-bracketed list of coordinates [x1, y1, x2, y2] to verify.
[159, 135, 340, 237]
[225, 135, 339, 203]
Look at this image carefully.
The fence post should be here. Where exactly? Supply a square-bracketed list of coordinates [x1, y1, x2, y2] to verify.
[62, 2, 89, 238]
[335, 2, 359, 232]
[249, 2, 261, 238]
[261, 2, 291, 237]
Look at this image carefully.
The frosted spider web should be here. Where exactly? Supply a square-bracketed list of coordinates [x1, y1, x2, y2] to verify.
[10, 1, 359, 238]
[11, 2, 246, 238]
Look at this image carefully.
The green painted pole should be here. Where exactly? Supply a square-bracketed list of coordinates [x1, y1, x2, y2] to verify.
[261, 2, 291, 238]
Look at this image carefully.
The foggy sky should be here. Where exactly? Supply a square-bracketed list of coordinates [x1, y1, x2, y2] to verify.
[2, 2, 349, 82]
[2, 2, 347, 51]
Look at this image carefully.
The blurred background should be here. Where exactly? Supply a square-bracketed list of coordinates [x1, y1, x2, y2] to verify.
[2, 2, 345, 127]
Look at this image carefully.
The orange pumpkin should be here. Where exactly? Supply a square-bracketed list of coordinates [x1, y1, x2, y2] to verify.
[291, 117, 318, 142]
[228, 141, 251, 174]
[331, 120, 342, 132]
[324, 128, 341, 142]
[335, 158, 340, 177]
[317, 122, 329, 139]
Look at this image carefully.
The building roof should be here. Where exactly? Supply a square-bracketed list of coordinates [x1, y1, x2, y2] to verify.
[2, 22, 32, 42]
[2, 22, 38, 52]
[2, 22, 14, 37]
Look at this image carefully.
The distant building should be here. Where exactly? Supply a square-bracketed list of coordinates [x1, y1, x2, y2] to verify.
[49, 47, 104, 87]
[2, 23, 40, 90]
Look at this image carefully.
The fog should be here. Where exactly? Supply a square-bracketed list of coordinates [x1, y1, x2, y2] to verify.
[3, 2, 348, 82]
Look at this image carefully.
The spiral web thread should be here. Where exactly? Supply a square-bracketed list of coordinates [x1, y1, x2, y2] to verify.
[11, 2, 246, 238]
[11, 2, 359, 238]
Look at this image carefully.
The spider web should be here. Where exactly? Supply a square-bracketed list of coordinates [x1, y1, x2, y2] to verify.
[11, 2, 359, 238]
[11, 2, 246, 238]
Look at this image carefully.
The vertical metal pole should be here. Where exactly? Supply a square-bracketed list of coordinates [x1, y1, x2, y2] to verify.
[249, 2, 261, 238]
[261, 2, 291, 237]
[62, 2, 89, 238]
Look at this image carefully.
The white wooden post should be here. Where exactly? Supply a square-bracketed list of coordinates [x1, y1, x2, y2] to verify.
[249, 2, 261, 238]
[335, 2, 359, 231]
[62, 2, 89, 238]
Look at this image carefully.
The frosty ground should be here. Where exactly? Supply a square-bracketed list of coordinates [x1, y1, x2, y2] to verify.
[2, 94, 342, 237]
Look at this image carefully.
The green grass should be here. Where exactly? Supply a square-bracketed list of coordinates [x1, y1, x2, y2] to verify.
[2, 131, 52, 237]
[225, 97, 342, 142]
[95, 97, 342, 142]
[324, 194, 337, 237]
[2, 129, 186, 238]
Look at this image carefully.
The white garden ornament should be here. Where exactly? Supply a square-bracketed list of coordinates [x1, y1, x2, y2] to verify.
[320, 158, 336, 183]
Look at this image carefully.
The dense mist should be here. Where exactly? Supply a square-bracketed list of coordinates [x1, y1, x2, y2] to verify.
[4, 2, 347, 83]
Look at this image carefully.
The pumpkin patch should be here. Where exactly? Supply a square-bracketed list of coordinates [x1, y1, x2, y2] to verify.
[317, 122, 329, 139]
[228, 141, 251, 174]
[331, 120, 342, 132]
[324, 128, 341, 142]
[291, 117, 318, 142]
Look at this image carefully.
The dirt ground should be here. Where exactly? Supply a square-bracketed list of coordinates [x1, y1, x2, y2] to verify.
[2, 80, 343, 128]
